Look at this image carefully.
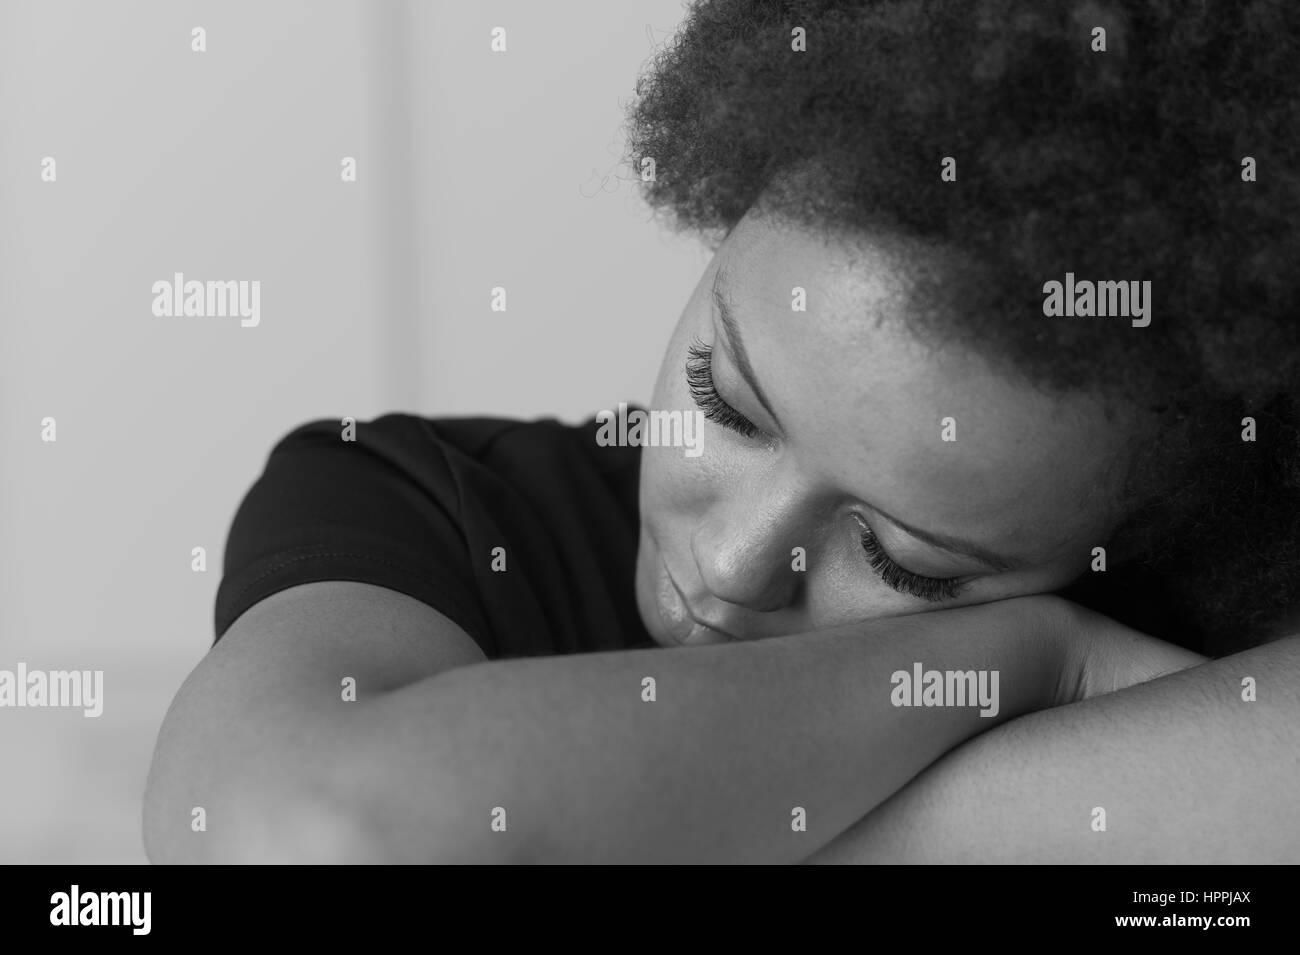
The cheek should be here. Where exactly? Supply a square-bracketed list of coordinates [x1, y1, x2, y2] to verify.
[637, 442, 708, 541]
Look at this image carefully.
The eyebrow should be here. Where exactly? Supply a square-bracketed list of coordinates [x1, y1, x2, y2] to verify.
[712, 264, 784, 430]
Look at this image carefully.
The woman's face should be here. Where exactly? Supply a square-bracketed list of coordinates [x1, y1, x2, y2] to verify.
[634, 207, 1135, 647]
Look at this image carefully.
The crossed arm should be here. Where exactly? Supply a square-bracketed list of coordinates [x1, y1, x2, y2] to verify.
[143, 581, 1299, 863]
[806, 629, 1300, 863]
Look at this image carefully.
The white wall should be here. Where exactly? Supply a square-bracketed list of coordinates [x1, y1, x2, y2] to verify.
[407, 0, 706, 418]
[0, 0, 702, 863]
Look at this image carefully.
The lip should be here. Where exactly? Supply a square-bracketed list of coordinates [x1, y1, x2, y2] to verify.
[657, 559, 739, 644]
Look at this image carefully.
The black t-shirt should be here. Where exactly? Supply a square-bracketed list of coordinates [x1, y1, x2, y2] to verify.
[214, 413, 657, 658]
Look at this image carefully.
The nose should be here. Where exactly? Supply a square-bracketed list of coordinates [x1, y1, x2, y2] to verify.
[690, 477, 807, 613]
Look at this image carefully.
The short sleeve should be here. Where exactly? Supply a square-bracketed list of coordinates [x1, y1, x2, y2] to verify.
[213, 415, 493, 648]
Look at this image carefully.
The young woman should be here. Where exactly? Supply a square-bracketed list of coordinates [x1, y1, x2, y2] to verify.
[144, 0, 1300, 863]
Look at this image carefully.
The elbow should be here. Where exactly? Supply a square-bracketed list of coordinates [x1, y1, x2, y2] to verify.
[142, 765, 384, 864]
[142, 666, 525, 863]
[142, 737, 518, 865]
[142, 729, 408, 863]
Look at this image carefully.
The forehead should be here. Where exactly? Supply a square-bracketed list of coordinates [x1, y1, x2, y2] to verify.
[719, 212, 1128, 559]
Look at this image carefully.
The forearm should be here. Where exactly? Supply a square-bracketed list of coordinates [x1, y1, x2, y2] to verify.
[331, 596, 1066, 863]
[804, 633, 1300, 863]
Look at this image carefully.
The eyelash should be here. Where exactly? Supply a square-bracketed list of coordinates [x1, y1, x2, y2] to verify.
[858, 523, 963, 603]
[684, 336, 963, 603]
[685, 337, 763, 439]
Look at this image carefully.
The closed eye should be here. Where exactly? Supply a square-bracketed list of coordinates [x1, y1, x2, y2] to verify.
[856, 516, 963, 602]
[685, 337, 764, 439]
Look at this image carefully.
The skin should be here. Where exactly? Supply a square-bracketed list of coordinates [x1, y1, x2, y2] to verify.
[635, 204, 1143, 648]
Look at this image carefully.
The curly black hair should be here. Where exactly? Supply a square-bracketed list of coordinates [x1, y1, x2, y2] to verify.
[624, 0, 1300, 656]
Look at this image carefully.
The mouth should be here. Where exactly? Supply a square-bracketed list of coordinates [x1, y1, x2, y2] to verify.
[655, 558, 738, 645]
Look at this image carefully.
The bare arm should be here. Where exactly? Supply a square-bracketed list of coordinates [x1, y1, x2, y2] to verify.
[804, 625, 1300, 864]
[145, 581, 1074, 864]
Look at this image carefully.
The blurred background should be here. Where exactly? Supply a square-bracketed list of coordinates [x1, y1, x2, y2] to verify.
[0, 0, 704, 863]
